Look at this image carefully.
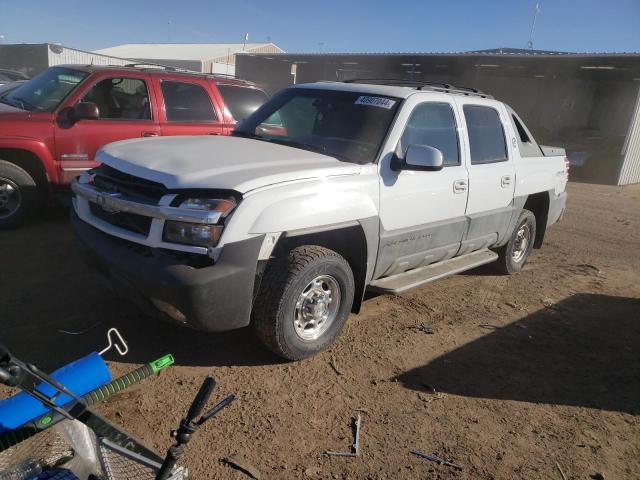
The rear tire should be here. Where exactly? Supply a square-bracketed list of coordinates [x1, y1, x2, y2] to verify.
[253, 245, 355, 361]
[494, 209, 536, 275]
[0, 160, 40, 229]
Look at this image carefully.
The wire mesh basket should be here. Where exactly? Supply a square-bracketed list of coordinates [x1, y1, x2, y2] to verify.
[0, 421, 186, 480]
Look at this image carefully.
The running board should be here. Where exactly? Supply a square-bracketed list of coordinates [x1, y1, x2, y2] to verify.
[368, 249, 498, 294]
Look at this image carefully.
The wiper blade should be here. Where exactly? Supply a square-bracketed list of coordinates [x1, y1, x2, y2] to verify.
[265, 137, 327, 154]
[231, 130, 260, 139]
[232, 132, 348, 161]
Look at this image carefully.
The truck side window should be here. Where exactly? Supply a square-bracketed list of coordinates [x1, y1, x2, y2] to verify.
[509, 111, 544, 158]
[82, 77, 151, 120]
[512, 114, 530, 143]
[161, 81, 217, 122]
[399, 102, 460, 166]
[463, 105, 507, 164]
[217, 85, 268, 121]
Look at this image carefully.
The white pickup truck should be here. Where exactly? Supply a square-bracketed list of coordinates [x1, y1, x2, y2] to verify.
[71, 80, 568, 360]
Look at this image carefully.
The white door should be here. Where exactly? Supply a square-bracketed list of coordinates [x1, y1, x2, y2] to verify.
[453, 98, 516, 254]
[376, 93, 469, 278]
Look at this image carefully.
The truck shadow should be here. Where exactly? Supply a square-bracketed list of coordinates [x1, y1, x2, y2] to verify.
[395, 293, 640, 414]
[0, 213, 281, 370]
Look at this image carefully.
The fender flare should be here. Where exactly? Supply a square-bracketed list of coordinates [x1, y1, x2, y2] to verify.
[0, 138, 57, 184]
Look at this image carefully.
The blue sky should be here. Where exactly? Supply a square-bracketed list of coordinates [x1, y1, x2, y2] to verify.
[0, 0, 639, 53]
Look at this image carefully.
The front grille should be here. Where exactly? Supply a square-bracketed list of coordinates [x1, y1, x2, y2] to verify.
[93, 226, 213, 268]
[92, 164, 167, 204]
[90, 202, 152, 236]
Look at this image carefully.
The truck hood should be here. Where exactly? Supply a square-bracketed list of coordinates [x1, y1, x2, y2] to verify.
[97, 136, 361, 193]
[0, 101, 40, 121]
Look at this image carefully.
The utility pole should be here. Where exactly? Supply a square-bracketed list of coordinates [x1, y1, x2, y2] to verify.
[527, 2, 541, 49]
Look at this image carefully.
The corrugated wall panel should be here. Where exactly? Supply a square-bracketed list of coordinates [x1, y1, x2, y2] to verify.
[618, 85, 640, 185]
[47, 45, 129, 67]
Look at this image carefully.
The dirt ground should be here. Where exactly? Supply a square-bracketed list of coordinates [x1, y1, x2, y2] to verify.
[1, 182, 639, 479]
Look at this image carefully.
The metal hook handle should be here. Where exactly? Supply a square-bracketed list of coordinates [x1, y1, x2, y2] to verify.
[99, 328, 129, 356]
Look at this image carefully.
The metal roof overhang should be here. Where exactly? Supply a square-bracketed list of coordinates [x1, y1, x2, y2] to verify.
[239, 52, 640, 81]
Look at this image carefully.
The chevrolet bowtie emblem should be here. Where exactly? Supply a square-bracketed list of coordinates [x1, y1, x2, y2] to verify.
[97, 191, 122, 213]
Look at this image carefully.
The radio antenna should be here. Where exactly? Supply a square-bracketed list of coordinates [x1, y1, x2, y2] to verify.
[527, 2, 542, 49]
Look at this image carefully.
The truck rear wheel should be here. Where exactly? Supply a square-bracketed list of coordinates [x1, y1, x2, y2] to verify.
[253, 245, 355, 361]
[0, 160, 40, 229]
[495, 209, 537, 275]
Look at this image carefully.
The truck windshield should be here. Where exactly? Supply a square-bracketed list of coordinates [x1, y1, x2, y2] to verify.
[233, 88, 401, 164]
[0, 67, 87, 112]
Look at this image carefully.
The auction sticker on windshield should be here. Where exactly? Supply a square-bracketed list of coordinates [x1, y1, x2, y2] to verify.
[355, 96, 396, 109]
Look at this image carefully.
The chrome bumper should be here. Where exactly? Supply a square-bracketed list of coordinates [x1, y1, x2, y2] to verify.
[71, 178, 219, 257]
[71, 181, 223, 224]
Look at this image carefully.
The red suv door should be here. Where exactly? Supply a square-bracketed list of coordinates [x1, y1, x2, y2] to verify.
[54, 72, 160, 183]
[154, 75, 226, 136]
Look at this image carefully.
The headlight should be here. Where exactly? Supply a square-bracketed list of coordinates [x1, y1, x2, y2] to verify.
[163, 222, 223, 247]
[177, 198, 235, 213]
[163, 197, 236, 247]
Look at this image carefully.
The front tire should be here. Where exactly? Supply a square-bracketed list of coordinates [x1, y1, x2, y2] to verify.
[0, 160, 40, 229]
[253, 245, 355, 361]
[495, 209, 536, 275]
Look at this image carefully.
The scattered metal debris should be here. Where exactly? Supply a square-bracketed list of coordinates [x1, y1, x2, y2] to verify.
[406, 322, 434, 334]
[542, 297, 555, 307]
[222, 454, 261, 479]
[324, 414, 361, 457]
[58, 321, 103, 335]
[418, 392, 446, 403]
[330, 357, 344, 376]
[479, 323, 500, 330]
[411, 449, 462, 470]
[555, 461, 568, 480]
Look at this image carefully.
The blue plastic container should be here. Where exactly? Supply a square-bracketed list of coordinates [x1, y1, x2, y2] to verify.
[0, 352, 111, 433]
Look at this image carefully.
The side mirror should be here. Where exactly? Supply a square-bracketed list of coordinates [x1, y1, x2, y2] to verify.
[72, 102, 99, 121]
[392, 145, 444, 172]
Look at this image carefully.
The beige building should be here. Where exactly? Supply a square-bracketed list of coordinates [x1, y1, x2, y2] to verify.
[94, 43, 284, 76]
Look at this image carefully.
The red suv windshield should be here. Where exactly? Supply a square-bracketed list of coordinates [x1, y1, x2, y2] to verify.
[0, 67, 87, 112]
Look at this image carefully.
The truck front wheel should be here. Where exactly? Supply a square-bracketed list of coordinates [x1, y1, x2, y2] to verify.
[0, 160, 40, 229]
[253, 245, 355, 361]
[495, 209, 537, 274]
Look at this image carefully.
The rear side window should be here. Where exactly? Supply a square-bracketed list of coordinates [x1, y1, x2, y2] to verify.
[161, 81, 217, 122]
[400, 102, 460, 166]
[512, 114, 530, 143]
[217, 85, 268, 121]
[463, 105, 507, 164]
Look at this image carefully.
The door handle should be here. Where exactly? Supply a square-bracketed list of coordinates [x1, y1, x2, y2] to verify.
[207, 132, 222, 135]
[453, 179, 468, 194]
[501, 175, 513, 188]
[142, 132, 158, 137]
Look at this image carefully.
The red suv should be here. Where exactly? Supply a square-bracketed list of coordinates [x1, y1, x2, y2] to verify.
[0, 64, 268, 227]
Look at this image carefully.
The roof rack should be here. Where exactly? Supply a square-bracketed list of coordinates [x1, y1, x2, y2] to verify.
[343, 78, 493, 98]
[121, 63, 248, 82]
[123, 62, 200, 73]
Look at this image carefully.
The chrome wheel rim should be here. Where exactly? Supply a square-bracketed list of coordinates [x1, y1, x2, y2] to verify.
[293, 274, 341, 341]
[0, 178, 21, 220]
[512, 223, 531, 263]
